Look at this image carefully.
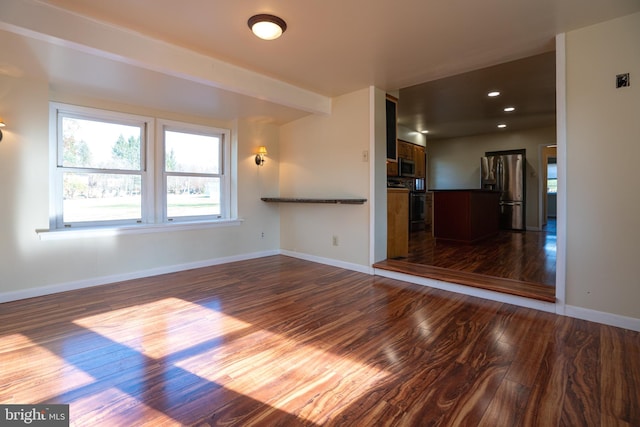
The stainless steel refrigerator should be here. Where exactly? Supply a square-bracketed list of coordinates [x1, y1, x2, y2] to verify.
[481, 150, 525, 230]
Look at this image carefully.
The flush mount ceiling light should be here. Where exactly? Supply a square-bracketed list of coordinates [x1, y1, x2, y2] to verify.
[487, 91, 501, 97]
[497, 123, 507, 129]
[248, 14, 287, 40]
[504, 106, 515, 112]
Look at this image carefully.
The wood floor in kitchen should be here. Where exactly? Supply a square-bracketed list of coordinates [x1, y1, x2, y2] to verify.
[374, 220, 557, 302]
[1, 255, 638, 426]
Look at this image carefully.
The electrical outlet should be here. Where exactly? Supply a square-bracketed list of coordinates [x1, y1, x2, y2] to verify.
[332, 235, 339, 246]
[362, 150, 369, 162]
[261, 232, 265, 239]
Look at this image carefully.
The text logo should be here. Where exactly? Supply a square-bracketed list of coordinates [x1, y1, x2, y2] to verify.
[0, 405, 69, 426]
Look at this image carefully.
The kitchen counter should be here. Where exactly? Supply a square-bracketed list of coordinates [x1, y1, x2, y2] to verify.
[432, 189, 500, 243]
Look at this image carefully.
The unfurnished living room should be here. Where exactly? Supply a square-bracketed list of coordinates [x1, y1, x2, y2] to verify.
[1, 1, 639, 426]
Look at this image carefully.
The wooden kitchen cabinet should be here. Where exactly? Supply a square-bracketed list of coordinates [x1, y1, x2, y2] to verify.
[414, 145, 426, 178]
[393, 140, 426, 179]
[387, 188, 409, 258]
[397, 140, 413, 159]
[387, 160, 398, 176]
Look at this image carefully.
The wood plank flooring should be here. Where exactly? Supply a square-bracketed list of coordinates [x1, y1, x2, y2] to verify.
[376, 220, 557, 302]
[1, 255, 638, 426]
[372, 259, 556, 302]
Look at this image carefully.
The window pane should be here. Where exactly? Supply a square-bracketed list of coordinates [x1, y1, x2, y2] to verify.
[165, 131, 220, 174]
[62, 117, 142, 170]
[63, 172, 142, 222]
[166, 176, 220, 218]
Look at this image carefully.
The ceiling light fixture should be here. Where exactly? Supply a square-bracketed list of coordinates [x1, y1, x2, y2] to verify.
[487, 91, 501, 97]
[504, 106, 515, 112]
[421, 130, 429, 134]
[248, 14, 287, 40]
[497, 123, 507, 129]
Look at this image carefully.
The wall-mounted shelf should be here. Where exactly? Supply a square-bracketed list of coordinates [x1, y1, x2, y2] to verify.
[261, 197, 367, 205]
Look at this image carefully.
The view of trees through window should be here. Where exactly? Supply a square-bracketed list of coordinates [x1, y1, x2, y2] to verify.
[164, 130, 221, 218]
[57, 112, 225, 225]
[61, 117, 143, 223]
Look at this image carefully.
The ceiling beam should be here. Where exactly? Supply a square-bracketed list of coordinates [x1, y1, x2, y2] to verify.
[0, 0, 331, 116]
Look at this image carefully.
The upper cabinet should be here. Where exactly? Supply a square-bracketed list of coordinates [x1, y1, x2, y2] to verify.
[386, 95, 398, 161]
[414, 144, 426, 178]
[398, 141, 413, 159]
[388, 140, 426, 179]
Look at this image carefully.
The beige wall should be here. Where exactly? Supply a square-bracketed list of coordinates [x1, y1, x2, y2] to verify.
[0, 71, 281, 299]
[428, 126, 556, 229]
[565, 12, 640, 318]
[279, 88, 371, 267]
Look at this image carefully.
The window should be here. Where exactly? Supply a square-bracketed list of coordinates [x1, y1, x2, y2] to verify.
[547, 160, 557, 194]
[160, 121, 230, 221]
[49, 103, 231, 231]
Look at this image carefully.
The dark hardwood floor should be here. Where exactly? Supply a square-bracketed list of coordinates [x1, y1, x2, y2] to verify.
[1, 255, 638, 426]
[375, 219, 557, 302]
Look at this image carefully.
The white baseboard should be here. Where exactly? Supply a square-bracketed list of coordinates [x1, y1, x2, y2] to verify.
[0, 250, 280, 304]
[374, 268, 640, 331]
[280, 250, 373, 275]
[565, 305, 640, 332]
[3, 250, 638, 333]
[374, 268, 557, 313]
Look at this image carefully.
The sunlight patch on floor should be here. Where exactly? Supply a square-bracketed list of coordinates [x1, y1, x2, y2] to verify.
[68, 387, 178, 427]
[73, 298, 253, 359]
[0, 334, 95, 404]
[176, 327, 390, 424]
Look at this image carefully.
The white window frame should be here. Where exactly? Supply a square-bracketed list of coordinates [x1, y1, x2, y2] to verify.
[44, 103, 236, 238]
[49, 103, 154, 230]
[156, 119, 231, 223]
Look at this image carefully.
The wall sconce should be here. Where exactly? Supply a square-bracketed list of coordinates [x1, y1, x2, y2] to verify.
[255, 146, 267, 166]
[0, 118, 5, 142]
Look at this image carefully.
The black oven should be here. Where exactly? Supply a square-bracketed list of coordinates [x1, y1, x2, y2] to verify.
[410, 192, 426, 231]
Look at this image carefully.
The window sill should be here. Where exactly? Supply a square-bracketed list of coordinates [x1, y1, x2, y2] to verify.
[36, 219, 244, 241]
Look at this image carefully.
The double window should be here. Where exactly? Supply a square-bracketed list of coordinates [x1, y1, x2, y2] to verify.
[49, 103, 231, 230]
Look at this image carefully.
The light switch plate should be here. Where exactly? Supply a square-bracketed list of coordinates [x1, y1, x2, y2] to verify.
[616, 73, 630, 88]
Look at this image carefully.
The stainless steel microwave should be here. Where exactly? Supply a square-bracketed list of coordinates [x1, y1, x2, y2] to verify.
[399, 158, 415, 177]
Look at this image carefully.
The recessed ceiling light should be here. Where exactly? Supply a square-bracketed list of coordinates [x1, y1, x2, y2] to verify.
[504, 106, 515, 112]
[248, 14, 287, 40]
[487, 91, 501, 97]
[421, 130, 429, 134]
[497, 124, 507, 128]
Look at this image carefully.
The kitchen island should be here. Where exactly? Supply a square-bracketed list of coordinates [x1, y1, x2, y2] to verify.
[432, 189, 500, 243]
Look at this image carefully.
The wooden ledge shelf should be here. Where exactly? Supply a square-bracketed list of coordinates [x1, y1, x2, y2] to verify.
[261, 197, 367, 205]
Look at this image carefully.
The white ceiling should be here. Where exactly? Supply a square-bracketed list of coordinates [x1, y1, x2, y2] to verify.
[3, 0, 640, 129]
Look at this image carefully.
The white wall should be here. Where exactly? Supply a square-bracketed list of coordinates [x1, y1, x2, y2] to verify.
[398, 126, 426, 147]
[428, 126, 556, 229]
[565, 12, 640, 319]
[0, 71, 281, 301]
[279, 88, 371, 268]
